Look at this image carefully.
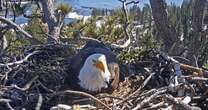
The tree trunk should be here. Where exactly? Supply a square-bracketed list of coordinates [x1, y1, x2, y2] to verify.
[40, 0, 61, 44]
[149, 0, 178, 54]
[187, 0, 206, 67]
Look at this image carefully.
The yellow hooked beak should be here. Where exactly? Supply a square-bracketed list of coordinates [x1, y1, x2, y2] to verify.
[93, 59, 105, 72]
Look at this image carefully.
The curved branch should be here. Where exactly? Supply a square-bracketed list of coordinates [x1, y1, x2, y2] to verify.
[0, 51, 39, 67]
[56, 90, 111, 110]
[113, 0, 140, 49]
[0, 16, 41, 44]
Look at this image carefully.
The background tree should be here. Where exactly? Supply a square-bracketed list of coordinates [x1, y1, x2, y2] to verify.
[150, 0, 179, 54]
[40, 0, 71, 44]
[186, 0, 207, 67]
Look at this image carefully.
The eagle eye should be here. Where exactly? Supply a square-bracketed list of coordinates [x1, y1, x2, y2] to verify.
[93, 60, 105, 72]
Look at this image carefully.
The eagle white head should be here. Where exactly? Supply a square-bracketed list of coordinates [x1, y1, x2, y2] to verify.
[78, 53, 111, 92]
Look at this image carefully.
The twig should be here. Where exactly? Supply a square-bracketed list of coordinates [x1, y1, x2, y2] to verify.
[35, 93, 43, 110]
[6, 102, 14, 110]
[12, 75, 38, 91]
[180, 63, 204, 76]
[114, 0, 140, 49]
[117, 72, 156, 105]
[132, 89, 167, 110]
[76, 104, 97, 109]
[182, 76, 208, 81]
[172, 56, 190, 62]
[193, 55, 199, 68]
[55, 90, 111, 110]
[144, 101, 165, 110]
[0, 99, 14, 110]
[37, 80, 55, 93]
[126, 0, 140, 5]
[2, 65, 12, 85]
[0, 51, 39, 67]
[72, 98, 92, 103]
[0, 16, 41, 44]
[0, 99, 11, 103]
[164, 94, 201, 110]
[97, 94, 123, 100]
[139, 89, 157, 97]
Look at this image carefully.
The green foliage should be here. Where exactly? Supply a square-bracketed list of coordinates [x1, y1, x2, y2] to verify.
[83, 17, 99, 38]
[141, 4, 152, 25]
[64, 9, 128, 42]
[204, 63, 208, 68]
[118, 48, 144, 64]
[112, 9, 125, 24]
[14, 3, 27, 15]
[5, 30, 30, 55]
[63, 19, 85, 38]
[56, 3, 72, 15]
[199, 42, 208, 66]
[118, 31, 159, 64]
[25, 17, 47, 43]
[4, 9, 49, 55]
[141, 30, 160, 50]
[130, 5, 142, 22]
[167, 3, 183, 38]
[181, 0, 192, 45]
[91, 8, 112, 16]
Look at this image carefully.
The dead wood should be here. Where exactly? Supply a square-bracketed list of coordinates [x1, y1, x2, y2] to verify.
[0, 45, 207, 110]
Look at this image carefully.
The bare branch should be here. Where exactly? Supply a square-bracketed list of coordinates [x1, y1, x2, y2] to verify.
[126, 0, 140, 5]
[0, 16, 41, 44]
[56, 90, 111, 110]
[164, 94, 201, 110]
[12, 76, 39, 91]
[0, 16, 31, 38]
[0, 51, 39, 67]
[35, 94, 43, 110]
[132, 89, 167, 110]
[117, 72, 156, 105]
[113, 0, 140, 49]
[0, 99, 11, 103]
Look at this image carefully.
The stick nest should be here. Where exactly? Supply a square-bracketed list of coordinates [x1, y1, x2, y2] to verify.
[0, 44, 208, 110]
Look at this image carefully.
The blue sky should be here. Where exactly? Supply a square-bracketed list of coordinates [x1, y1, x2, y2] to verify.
[58, 0, 183, 10]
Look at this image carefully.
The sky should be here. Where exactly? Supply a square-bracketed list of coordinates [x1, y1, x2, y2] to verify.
[57, 0, 183, 9]
[12, 0, 184, 25]
[55, 0, 184, 16]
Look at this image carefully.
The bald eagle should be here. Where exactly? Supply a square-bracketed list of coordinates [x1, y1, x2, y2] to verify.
[67, 40, 120, 93]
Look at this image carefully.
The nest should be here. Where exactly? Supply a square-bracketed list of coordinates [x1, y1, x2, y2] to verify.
[0, 44, 208, 110]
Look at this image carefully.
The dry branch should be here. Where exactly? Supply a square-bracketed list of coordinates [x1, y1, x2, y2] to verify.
[117, 72, 156, 105]
[12, 76, 39, 91]
[180, 63, 205, 76]
[112, 0, 140, 49]
[55, 90, 111, 110]
[0, 51, 39, 67]
[132, 89, 167, 110]
[35, 94, 43, 110]
[164, 94, 201, 110]
[0, 16, 41, 44]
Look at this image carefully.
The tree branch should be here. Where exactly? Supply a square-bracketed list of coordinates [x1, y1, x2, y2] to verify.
[117, 72, 156, 105]
[0, 16, 41, 44]
[0, 51, 39, 67]
[113, 0, 140, 49]
[56, 90, 111, 110]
